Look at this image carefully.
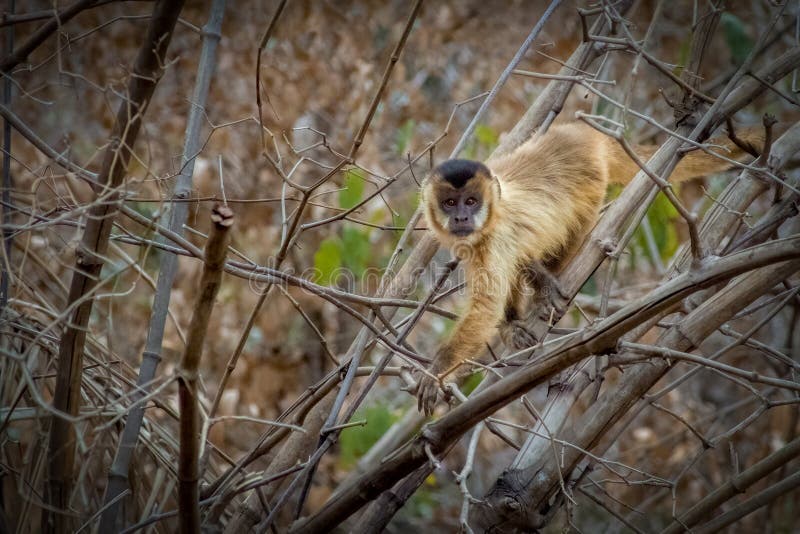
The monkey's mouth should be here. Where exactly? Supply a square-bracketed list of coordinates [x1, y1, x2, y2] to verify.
[450, 227, 474, 237]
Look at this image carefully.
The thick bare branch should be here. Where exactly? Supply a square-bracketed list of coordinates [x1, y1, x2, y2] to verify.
[178, 205, 233, 534]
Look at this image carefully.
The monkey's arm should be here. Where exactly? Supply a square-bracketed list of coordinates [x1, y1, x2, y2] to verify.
[416, 275, 509, 415]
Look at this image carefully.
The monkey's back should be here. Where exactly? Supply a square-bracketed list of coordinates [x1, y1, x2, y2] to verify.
[487, 123, 611, 266]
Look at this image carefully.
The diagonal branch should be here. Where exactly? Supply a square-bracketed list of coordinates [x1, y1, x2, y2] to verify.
[661, 436, 800, 534]
[291, 236, 800, 533]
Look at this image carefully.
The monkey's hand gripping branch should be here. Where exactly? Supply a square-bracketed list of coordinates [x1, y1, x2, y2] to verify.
[415, 346, 455, 417]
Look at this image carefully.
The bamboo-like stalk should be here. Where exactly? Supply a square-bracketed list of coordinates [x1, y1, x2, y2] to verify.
[44, 2, 185, 532]
[97, 1, 227, 529]
[178, 204, 233, 534]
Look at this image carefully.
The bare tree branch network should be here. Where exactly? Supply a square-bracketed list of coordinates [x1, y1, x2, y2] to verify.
[0, 1, 798, 532]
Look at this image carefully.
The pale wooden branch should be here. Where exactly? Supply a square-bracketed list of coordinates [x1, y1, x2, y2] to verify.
[350, 3, 636, 526]
[474, 119, 800, 529]
[469, 7, 731, 527]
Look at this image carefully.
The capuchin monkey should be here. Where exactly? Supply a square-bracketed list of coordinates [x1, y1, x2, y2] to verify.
[416, 121, 763, 415]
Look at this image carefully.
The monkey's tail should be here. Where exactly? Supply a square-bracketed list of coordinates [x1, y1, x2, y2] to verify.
[607, 126, 767, 186]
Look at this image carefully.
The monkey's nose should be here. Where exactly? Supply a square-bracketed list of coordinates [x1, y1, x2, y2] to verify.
[454, 215, 468, 223]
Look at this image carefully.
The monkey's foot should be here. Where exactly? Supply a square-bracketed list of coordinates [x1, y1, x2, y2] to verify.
[499, 319, 540, 351]
[416, 373, 440, 416]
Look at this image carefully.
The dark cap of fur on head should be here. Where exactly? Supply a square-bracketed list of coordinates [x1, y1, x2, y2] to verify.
[433, 159, 491, 189]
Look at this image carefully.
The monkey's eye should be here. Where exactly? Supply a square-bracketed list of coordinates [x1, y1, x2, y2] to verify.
[443, 198, 456, 208]
[465, 197, 478, 206]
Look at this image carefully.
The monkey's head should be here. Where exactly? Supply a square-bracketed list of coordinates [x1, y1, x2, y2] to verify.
[422, 159, 501, 246]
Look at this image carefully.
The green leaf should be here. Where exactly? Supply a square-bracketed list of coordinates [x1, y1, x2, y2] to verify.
[460, 372, 484, 396]
[394, 118, 416, 155]
[633, 192, 680, 262]
[475, 123, 498, 149]
[339, 169, 365, 210]
[341, 226, 371, 277]
[339, 403, 398, 468]
[721, 13, 753, 65]
[674, 35, 692, 77]
[313, 237, 342, 286]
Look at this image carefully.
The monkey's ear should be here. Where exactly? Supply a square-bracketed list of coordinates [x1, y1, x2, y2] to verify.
[492, 175, 502, 199]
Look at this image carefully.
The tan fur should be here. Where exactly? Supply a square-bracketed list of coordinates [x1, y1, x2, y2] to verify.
[416, 121, 761, 414]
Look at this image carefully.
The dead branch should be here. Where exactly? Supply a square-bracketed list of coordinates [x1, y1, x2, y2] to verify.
[178, 204, 233, 534]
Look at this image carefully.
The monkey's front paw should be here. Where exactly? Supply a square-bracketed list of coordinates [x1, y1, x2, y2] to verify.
[500, 320, 539, 350]
[416, 373, 440, 416]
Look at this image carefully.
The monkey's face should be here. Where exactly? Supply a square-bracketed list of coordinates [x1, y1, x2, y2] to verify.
[438, 190, 484, 236]
[422, 159, 500, 245]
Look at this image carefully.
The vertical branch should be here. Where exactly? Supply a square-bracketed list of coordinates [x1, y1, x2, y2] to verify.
[255, 0, 287, 151]
[43, 1, 185, 531]
[97, 1, 227, 529]
[207, 2, 289, 426]
[0, 0, 13, 313]
[178, 204, 233, 534]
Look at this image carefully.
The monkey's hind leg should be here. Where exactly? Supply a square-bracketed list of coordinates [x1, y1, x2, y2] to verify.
[499, 274, 542, 351]
[499, 306, 539, 351]
[500, 260, 570, 351]
[524, 259, 570, 320]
